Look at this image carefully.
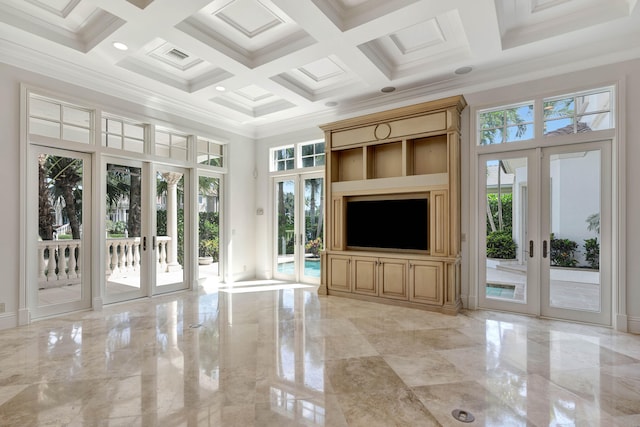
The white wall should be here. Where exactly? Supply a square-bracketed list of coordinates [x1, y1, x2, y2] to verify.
[0, 63, 256, 328]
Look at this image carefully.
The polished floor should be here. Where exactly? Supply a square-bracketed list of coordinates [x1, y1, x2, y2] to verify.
[1, 281, 639, 426]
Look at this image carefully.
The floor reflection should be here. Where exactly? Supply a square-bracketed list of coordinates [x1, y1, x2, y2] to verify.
[0, 284, 639, 426]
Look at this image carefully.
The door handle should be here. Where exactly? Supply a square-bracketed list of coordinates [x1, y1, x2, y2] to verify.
[529, 240, 534, 258]
[152, 236, 156, 251]
[543, 240, 548, 258]
[143, 236, 147, 251]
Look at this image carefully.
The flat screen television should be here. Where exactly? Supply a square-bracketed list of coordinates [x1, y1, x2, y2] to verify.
[346, 196, 428, 251]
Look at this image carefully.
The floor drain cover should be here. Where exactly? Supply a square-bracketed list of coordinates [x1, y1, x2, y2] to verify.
[452, 409, 475, 423]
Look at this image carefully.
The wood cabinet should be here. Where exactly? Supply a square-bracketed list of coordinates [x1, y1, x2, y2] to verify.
[320, 96, 466, 314]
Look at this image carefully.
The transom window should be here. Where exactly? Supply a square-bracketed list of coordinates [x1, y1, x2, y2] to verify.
[155, 129, 188, 161]
[273, 146, 295, 171]
[28, 94, 92, 144]
[478, 102, 534, 145]
[300, 142, 325, 168]
[543, 88, 613, 136]
[197, 138, 224, 167]
[102, 116, 145, 153]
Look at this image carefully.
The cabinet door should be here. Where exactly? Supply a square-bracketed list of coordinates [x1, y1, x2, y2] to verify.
[379, 258, 408, 300]
[328, 255, 351, 292]
[409, 260, 443, 305]
[352, 256, 378, 295]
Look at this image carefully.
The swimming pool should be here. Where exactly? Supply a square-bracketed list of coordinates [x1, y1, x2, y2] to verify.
[277, 259, 321, 278]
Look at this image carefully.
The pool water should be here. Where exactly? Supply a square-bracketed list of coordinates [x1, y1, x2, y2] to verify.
[277, 259, 321, 278]
[486, 283, 516, 299]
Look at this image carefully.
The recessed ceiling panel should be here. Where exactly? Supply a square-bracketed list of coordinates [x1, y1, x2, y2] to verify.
[358, 10, 470, 80]
[311, 0, 420, 31]
[177, 0, 316, 68]
[0, 0, 125, 52]
[495, 0, 633, 49]
[118, 38, 232, 93]
[211, 85, 295, 117]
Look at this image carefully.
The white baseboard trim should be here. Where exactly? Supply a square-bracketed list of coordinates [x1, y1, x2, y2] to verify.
[92, 297, 103, 311]
[18, 308, 29, 326]
[628, 316, 640, 334]
[465, 294, 478, 310]
[0, 313, 17, 330]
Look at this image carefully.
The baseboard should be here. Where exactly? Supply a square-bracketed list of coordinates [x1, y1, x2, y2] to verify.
[628, 316, 640, 334]
[0, 313, 17, 330]
[92, 297, 103, 311]
[465, 294, 478, 310]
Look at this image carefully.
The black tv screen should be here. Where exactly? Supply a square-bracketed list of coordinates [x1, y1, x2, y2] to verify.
[346, 197, 428, 251]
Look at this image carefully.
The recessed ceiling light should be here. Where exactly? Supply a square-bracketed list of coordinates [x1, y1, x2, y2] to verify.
[325, 101, 338, 107]
[112, 42, 129, 51]
[381, 86, 396, 93]
[454, 66, 473, 75]
[215, 86, 226, 92]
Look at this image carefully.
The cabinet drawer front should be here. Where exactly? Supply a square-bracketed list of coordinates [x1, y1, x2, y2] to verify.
[379, 259, 408, 300]
[410, 261, 443, 305]
[328, 256, 351, 292]
[353, 257, 377, 295]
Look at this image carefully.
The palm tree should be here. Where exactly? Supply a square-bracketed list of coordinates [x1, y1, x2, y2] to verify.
[45, 155, 83, 239]
[38, 154, 55, 240]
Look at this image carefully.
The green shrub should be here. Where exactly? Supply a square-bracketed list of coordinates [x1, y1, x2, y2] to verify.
[486, 230, 517, 259]
[550, 233, 578, 267]
[584, 237, 599, 269]
[199, 238, 219, 260]
[486, 193, 513, 232]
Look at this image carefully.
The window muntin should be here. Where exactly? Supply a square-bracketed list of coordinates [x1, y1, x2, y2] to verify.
[155, 129, 189, 161]
[197, 138, 224, 167]
[300, 142, 325, 168]
[102, 116, 145, 153]
[478, 103, 534, 145]
[273, 146, 295, 171]
[28, 94, 92, 144]
[543, 89, 613, 136]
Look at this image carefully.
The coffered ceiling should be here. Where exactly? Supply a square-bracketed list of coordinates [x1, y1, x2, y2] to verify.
[0, 0, 638, 138]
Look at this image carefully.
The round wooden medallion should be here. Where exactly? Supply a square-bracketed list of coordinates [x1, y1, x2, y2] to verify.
[374, 123, 391, 140]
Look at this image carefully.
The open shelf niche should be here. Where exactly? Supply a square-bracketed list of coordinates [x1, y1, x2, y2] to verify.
[319, 95, 466, 314]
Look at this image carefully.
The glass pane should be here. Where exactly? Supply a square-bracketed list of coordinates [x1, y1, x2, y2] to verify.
[286, 159, 294, 170]
[197, 139, 207, 153]
[198, 175, 220, 286]
[104, 118, 122, 135]
[505, 124, 533, 142]
[156, 131, 170, 145]
[302, 144, 313, 156]
[156, 170, 185, 289]
[302, 157, 314, 168]
[316, 154, 325, 166]
[38, 153, 84, 306]
[30, 117, 60, 138]
[123, 138, 144, 153]
[543, 98, 574, 119]
[576, 91, 610, 114]
[63, 106, 91, 127]
[314, 142, 325, 153]
[276, 180, 295, 275]
[173, 135, 187, 148]
[156, 144, 170, 157]
[479, 111, 504, 129]
[105, 163, 143, 298]
[30, 97, 60, 121]
[124, 123, 144, 140]
[209, 156, 222, 167]
[544, 118, 573, 135]
[580, 112, 612, 131]
[548, 150, 601, 312]
[197, 154, 209, 165]
[303, 177, 323, 280]
[479, 128, 503, 145]
[63, 125, 90, 144]
[485, 158, 526, 303]
[505, 105, 533, 125]
[106, 135, 123, 150]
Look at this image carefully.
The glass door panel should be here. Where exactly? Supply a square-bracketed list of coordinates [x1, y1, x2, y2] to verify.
[154, 166, 188, 294]
[478, 152, 538, 315]
[275, 179, 296, 279]
[302, 175, 323, 283]
[540, 143, 611, 324]
[33, 148, 91, 318]
[105, 161, 146, 302]
[197, 173, 222, 287]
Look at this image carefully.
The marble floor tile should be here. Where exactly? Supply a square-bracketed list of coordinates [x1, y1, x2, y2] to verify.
[0, 283, 639, 426]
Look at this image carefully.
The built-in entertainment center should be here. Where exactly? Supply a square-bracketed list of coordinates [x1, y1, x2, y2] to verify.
[319, 96, 466, 314]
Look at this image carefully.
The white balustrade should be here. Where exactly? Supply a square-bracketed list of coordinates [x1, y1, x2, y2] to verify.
[38, 236, 173, 289]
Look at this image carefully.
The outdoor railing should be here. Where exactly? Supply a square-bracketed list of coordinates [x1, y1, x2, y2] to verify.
[37, 236, 171, 289]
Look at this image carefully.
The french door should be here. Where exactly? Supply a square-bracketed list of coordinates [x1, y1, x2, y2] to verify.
[478, 141, 611, 325]
[274, 173, 324, 284]
[104, 159, 188, 304]
[31, 146, 92, 318]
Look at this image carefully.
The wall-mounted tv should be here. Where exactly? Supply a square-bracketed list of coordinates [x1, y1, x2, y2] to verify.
[346, 195, 428, 251]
